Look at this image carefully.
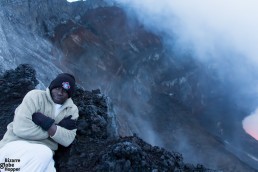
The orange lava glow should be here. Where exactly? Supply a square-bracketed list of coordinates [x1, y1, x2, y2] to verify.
[242, 109, 258, 141]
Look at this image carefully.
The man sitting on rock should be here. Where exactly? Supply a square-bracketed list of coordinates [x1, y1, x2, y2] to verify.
[0, 73, 79, 172]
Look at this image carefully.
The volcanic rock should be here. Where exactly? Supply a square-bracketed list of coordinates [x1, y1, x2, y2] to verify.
[0, 64, 215, 172]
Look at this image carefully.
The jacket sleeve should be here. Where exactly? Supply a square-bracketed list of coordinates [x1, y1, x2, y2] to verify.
[12, 91, 49, 140]
[51, 106, 79, 147]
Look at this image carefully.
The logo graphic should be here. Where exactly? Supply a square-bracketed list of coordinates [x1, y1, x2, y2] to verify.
[0, 158, 21, 171]
[0, 163, 4, 169]
[62, 82, 71, 90]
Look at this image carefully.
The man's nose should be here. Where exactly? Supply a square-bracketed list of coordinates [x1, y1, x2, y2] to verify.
[57, 89, 64, 95]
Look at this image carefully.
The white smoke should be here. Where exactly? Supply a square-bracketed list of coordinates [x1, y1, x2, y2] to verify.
[112, 1, 258, 118]
[114, 0, 258, 62]
[112, 0, 258, 169]
[111, 0, 258, 111]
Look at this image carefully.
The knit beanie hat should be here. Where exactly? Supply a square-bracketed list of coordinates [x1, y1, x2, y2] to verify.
[49, 73, 75, 97]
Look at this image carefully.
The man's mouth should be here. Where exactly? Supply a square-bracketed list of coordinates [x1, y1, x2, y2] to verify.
[53, 96, 62, 101]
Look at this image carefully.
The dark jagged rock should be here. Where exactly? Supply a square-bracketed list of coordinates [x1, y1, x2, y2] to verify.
[0, 65, 214, 171]
[0, 64, 38, 139]
[88, 136, 210, 172]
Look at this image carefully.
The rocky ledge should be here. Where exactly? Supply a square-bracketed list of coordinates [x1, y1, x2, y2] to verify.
[0, 64, 215, 172]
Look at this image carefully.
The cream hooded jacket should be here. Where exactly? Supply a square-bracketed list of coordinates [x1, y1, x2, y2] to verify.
[0, 88, 79, 151]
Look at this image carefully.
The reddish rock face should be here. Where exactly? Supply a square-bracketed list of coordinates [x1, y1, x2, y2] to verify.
[51, 6, 163, 78]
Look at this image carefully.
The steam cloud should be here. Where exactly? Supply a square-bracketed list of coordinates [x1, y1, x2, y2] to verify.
[113, 0, 258, 137]
[114, 0, 258, 61]
[112, 0, 258, 169]
[114, 0, 258, 85]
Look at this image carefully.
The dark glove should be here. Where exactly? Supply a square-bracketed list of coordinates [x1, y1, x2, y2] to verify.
[32, 112, 55, 131]
[58, 115, 77, 130]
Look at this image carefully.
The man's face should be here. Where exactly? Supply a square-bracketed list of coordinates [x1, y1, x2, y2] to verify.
[51, 87, 69, 104]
